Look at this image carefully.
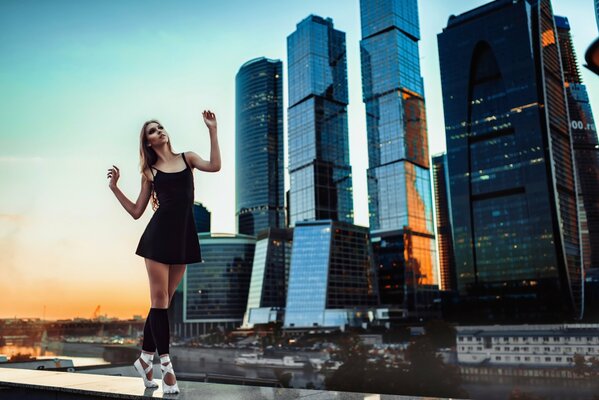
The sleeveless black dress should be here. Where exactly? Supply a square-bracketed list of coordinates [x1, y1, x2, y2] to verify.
[135, 152, 203, 265]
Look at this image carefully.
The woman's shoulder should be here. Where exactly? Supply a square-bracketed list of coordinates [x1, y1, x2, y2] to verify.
[141, 166, 154, 182]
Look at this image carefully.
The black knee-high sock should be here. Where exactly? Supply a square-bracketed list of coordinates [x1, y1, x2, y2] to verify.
[141, 309, 156, 353]
[149, 307, 170, 356]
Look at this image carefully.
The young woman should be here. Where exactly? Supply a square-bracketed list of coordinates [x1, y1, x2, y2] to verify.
[107, 110, 221, 394]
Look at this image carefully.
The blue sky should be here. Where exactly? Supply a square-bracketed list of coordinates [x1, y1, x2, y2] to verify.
[1, 0, 597, 319]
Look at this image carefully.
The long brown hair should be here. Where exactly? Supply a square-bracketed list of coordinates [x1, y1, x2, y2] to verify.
[139, 119, 176, 211]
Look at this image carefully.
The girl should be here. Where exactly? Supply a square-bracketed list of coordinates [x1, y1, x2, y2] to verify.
[107, 110, 221, 393]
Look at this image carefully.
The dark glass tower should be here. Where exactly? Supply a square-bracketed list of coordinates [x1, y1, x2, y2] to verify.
[192, 201, 210, 233]
[438, 0, 583, 322]
[359, 0, 438, 319]
[185, 233, 256, 330]
[236, 58, 285, 236]
[287, 15, 354, 226]
[432, 153, 457, 292]
[555, 16, 599, 273]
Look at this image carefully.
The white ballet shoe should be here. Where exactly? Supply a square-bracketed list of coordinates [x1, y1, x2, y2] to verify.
[160, 354, 180, 394]
[133, 351, 158, 388]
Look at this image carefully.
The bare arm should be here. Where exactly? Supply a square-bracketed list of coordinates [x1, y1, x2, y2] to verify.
[186, 110, 221, 172]
[107, 165, 153, 220]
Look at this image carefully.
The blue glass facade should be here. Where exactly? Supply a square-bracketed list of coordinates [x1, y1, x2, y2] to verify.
[287, 15, 353, 226]
[438, 0, 583, 321]
[284, 220, 379, 329]
[236, 58, 285, 236]
[184, 233, 255, 323]
[359, 0, 438, 318]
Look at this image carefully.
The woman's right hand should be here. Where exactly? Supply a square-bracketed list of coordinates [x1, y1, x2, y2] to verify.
[107, 165, 120, 190]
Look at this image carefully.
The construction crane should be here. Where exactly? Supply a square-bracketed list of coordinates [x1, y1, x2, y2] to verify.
[92, 305, 101, 320]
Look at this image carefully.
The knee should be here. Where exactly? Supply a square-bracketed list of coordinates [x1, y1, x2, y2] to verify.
[150, 289, 169, 308]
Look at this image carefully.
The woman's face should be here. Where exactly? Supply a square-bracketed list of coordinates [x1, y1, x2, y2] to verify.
[145, 122, 169, 147]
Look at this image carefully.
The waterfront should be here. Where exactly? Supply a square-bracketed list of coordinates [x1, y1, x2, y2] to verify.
[2, 341, 599, 398]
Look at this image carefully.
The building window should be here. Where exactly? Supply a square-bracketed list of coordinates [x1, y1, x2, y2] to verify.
[545, 357, 551, 362]
[495, 356, 502, 361]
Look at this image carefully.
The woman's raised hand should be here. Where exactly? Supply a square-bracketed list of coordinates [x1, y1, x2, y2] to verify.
[202, 110, 217, 130]
[107, 165, 120, 190]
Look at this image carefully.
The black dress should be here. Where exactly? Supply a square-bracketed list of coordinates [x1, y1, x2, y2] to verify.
[135, 152, 203, 265]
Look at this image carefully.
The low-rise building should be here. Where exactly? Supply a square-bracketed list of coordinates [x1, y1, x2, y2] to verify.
[456, 324, 599, 367]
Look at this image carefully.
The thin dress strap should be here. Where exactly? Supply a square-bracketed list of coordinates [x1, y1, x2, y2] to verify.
[181, 152, 190, 170]
[150, 166, 156, 179]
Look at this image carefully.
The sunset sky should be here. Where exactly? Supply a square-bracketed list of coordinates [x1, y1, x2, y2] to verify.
[1, 0, 597, 320]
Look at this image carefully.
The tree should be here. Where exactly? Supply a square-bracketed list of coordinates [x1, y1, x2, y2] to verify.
[324, 334, 468, 398]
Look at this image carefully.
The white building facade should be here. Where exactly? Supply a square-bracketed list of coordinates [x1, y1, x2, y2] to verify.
[456, 324, 599, 367]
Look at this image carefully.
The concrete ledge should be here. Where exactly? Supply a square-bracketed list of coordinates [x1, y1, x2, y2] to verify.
[0, 367, 434, 399]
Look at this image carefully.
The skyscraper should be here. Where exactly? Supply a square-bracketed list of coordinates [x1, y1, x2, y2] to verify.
[236, 57, 285, 236]
[184, 233, 256, 332]
[283, 220, 379, 330]
[438, 0, 583, 322]
[432, 153, 457, 292]
[555, 16, 599, 273]
[287, 15, 354, 226]
[359, 0, 438, 318]
[242, 227, 293, 328]
[192, 201, 210, 233]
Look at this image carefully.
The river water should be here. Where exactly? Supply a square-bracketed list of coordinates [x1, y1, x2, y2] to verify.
[2, 343, 598, 398]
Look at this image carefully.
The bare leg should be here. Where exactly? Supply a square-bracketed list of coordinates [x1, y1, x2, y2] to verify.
[144, 259, 184, 386]
[167, 264, 186, 306]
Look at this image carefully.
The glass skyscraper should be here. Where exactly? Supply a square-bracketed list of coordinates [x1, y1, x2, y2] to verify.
[359, 0, 438, 318]
[287, 15, 353, 226]
[283, 220, 379, 329]
[184, 233, 256, 331]
[242, 227, 293, 328]
[438, 0, 583, 322]
[432, 153, 457, 292]
[192, 201, 210, 233]
[236, 57, 285, 236]
[555, 16, 599, 273]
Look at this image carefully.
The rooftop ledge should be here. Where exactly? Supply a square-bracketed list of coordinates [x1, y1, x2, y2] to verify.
[0, 367, 451, 400]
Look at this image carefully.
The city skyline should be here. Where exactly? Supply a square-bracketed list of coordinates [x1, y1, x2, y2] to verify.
[1, 0, 597, 320]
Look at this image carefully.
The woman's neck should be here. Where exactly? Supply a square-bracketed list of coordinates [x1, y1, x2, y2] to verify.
[153, 146, 178, 164]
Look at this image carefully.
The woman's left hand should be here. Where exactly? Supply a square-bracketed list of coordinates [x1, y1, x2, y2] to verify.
[202, 110, 217, 129]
